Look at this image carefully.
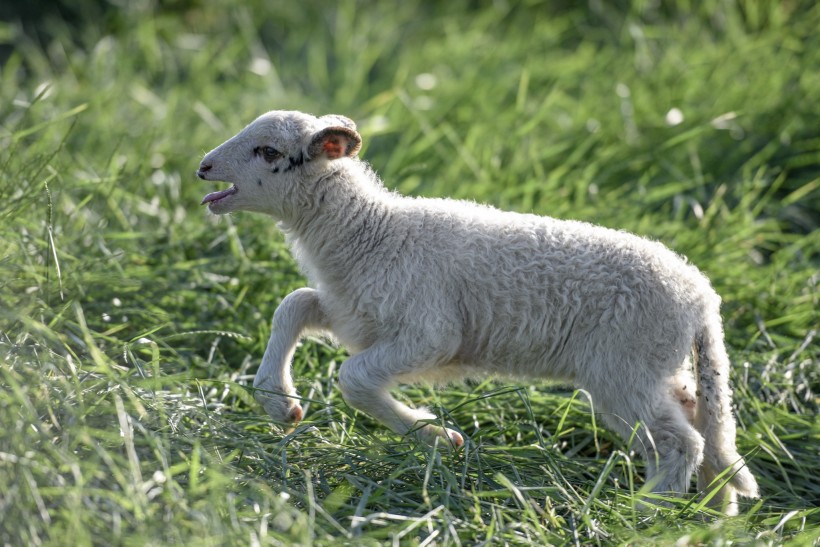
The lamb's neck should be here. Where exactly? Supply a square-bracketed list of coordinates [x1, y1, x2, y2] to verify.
[286, 164, 394, 286]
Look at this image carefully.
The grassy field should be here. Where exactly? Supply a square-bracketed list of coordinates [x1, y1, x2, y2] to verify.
[1, 0, 818, 544]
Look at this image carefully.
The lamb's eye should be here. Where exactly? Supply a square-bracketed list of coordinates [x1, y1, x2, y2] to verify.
[258, 146, 282, 163]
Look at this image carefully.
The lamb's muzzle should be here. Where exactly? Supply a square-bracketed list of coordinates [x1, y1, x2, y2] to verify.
[196, 160, 212, 179]
[196, 109, 758, 515]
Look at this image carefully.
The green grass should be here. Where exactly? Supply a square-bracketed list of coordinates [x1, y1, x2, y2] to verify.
[1, 0, 818, 544]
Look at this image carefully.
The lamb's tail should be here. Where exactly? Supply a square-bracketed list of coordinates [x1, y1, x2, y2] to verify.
[693, 314, 759, 502]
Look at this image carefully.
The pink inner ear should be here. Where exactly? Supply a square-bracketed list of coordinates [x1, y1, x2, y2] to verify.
[323, 137, 345, 159]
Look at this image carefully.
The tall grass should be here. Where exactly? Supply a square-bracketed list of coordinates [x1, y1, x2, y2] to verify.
[1, 1, 817, 544]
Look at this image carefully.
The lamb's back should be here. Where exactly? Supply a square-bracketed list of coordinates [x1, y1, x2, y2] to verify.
[387, 196, 713, 374]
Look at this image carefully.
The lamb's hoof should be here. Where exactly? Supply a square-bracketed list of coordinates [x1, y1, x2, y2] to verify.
[446, 429, 464, 448]
[417, 425, 464, 449]
[254, 388, 303, 424]
[286, 404, 303, 424]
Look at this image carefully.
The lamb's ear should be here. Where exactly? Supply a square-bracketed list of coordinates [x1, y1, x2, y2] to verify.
[307, 126, 362, 160]
[319, 114, 356, 131]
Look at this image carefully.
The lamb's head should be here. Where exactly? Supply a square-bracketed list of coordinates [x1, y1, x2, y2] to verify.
[197, 110, 361, 218]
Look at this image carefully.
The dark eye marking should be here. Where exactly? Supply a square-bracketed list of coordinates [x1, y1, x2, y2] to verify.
[283, 151, 305, 172]
[254, 145, 283, 163]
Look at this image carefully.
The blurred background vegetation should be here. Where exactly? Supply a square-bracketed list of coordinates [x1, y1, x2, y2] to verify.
[1, 1, 817, 544]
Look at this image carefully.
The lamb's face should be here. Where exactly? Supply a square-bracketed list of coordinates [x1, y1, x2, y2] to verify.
[197, 110, 361, 218]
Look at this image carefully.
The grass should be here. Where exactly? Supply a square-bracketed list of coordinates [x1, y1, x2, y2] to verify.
[1, 0, 818, 544]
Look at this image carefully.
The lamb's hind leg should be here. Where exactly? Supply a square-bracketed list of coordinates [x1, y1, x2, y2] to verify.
[337, 342, 463, 447]
[642, 397, 705, 497]
[254, 288, 328, 423]
[595, 372, 704, 501]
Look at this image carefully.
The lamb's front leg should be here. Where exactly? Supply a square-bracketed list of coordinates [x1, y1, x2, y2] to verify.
[338, 343, 464, 447]
[253, 288, 328, 424]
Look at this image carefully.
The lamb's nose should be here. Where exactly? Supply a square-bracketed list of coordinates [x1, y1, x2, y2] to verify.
[197, 161, 212, 179]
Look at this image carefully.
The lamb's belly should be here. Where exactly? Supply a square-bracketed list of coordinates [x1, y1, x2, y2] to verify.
[393, 349, 576, 386]
[459, 330, 578, 383]
[395, 361, 489, 385]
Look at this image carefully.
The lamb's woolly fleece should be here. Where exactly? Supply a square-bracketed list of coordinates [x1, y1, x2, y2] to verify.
[197, 110, 758, 514]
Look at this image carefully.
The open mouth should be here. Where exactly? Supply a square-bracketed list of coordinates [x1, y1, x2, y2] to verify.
[200, 185, 237, 207]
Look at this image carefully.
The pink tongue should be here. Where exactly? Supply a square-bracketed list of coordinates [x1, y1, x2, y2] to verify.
[201, 186, 237, 205]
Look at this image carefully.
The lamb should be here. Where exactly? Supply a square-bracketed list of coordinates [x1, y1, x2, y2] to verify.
[196, 110, 759, 514]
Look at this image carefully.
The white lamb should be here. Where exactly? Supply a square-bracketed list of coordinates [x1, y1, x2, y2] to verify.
[197, 110, 758, 513]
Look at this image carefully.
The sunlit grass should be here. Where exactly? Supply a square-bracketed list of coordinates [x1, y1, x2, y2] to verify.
[1, 1, 818, 544]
